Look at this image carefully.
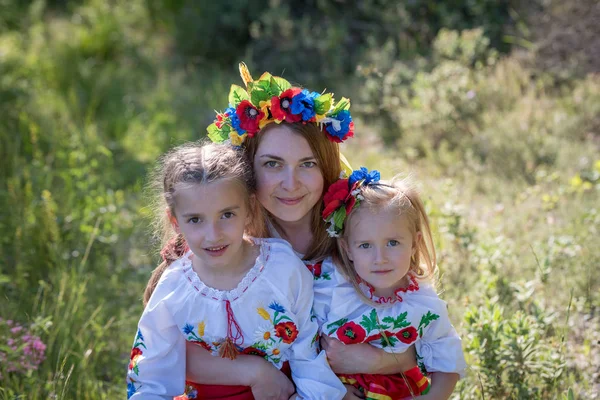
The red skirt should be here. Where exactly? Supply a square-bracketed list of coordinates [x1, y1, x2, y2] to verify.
[175, 362, 292, 400]
[338, 370, 428, 400]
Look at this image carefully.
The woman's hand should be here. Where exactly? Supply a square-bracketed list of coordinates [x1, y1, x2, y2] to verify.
[320, 335, 417, 374]
[342, 384, 365, 399]
[249, 360, 295, 400]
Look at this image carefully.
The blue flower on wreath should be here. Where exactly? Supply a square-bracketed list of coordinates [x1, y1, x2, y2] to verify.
[183, 323, 195, 335]
[290, 89, 319, 121]
[136, 329, 144, 341]
[269, 302, 286, 313]
[349, 167, 381, 187]
[325, 110, 352, 139]
[225, 106, 246, 135]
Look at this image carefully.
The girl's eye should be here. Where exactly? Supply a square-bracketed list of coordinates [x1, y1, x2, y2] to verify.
[222, 212, 235, 219]
[388, 240, 399, 247]
[358, 243, 371, 249]
[300, 161, 317, 168]
[264, 160, 280, 168]
[188, 217, 200, 224]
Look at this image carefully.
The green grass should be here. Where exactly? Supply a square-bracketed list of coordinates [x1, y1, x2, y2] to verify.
[1, 1, 598, 399]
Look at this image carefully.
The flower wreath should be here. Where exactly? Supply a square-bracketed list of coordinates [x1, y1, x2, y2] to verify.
[207, 62, 355, 146]
[322, 167, 381, 237]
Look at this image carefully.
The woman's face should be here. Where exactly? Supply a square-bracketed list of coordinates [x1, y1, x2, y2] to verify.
[253, 126, 324, 224]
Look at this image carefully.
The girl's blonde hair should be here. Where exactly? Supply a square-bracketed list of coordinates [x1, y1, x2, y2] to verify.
[243, 121, 342, 262]
[143, 141, 264, 305]
[333, 177, 437, 305]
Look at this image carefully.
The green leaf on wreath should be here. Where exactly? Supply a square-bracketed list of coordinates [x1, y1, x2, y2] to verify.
[330, 97, 351, 115]
[228, 84, 250, 107]
[314, 93, 332, 115]
[271, 76, 291, 94]
[207, 122, 228, 143]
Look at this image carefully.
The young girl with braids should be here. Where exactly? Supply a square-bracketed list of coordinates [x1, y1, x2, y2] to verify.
[126, 142, 346, 399]
[315, 168, 467, 400]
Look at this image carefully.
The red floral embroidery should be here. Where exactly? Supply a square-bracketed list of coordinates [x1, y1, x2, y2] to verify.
[236, 100, 264, 135]
[305, 262, 323, 278]
[241, 346, 267, 357]
[274, 321, 299, 344]
[396, 326, 418, 344]
[190, 340, 211, 352]
[364, 332, 382, 343]
[336, 322, 367, 344]
[128, 347, 143, 369]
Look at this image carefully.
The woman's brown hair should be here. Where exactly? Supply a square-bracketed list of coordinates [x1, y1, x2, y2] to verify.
[243, 121, 342, 262]
[143, 141, 263, 306]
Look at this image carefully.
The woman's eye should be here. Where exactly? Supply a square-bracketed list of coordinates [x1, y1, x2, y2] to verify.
[358, 243, 371, 249]
[301, 161, 317, 168]
[222, 212, 235, 219]
[188, 217, 200, 224]
[264, 160, 279, 168]
[388, 240, 399, 247]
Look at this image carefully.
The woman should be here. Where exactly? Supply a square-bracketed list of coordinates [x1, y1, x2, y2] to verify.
[147, 65, 417, 399]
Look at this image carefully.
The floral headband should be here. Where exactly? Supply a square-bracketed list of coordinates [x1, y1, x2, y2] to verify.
[207, 63, 355, 146]
[322, 167, 381, 237]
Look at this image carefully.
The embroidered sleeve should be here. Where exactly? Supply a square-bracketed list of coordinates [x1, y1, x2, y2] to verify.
[310, 257, 338, 329]
[127, 278, 186, 399]
[286, 256, 347, 399]
[414, 298, 467, 378]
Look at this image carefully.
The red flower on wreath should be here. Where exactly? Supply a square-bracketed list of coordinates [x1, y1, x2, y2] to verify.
[271, 88, 302, 123]
[215, 112, 228, 129]
[241, 346, 267, 357]
[305, 262, 323, 278]
[336, 322, 367, 345]
[236, 100, 265, 136]
[274, 321, 299, 344]
[129, 347, 143, 369]
[190, 340, 212, 352]
[322, 179, 350, 219]
[396, 326, 418, 344]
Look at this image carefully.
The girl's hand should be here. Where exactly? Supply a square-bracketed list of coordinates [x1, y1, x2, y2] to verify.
[321, 335, 417, 374]
[342, 384, 365, 399]
[249, 361, 295, 400]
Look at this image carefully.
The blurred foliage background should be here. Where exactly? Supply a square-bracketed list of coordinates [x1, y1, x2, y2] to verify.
[0, 0, 598, 398]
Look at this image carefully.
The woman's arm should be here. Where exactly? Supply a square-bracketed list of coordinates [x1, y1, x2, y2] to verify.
[417, 372, 459, 400]
[320, 336, 418, 374]
[186, 342, 294, 399]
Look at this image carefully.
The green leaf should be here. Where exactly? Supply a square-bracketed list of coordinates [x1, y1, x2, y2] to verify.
[382, 312, 410, 329]
[133, 365, 139, 375]
[271, 76, 291, 94]
[380, 333, 397, 348]
[418, 311, 440, 332]
[360, 309, 388, 333]
[331, 97, 351, 115]
[251, 89, 270, 106]
[326, 318, 348, 335]
[332, 207, 346, 229]
[207, 122, 229, 143]
[228, 84, 249, 107]
[314, 93, 333, 115]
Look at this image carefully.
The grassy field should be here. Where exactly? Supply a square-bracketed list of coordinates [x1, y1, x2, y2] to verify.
[1, 1, 598, 399]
